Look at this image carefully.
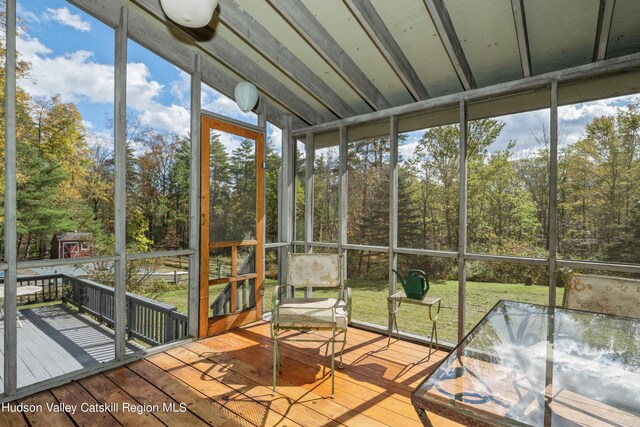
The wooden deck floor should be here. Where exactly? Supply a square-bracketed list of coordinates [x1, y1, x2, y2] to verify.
[2, 321, 462, 426]
[0, 305, 140, 393]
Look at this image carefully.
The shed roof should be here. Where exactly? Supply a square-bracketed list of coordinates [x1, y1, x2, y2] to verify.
[53, 232, 93, 242]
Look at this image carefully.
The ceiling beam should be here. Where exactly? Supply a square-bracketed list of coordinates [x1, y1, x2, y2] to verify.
[594, 0, 616, 61]
[422, 0, 476, 90]
[268, 0, 391, 110]
[510, 0, 531, 78]
[218, 0, 357, 119]
[344, 0, 430, 101]
[133, 0, 326, 125]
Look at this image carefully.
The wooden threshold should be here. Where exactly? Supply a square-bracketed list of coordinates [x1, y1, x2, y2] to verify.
[8, 323, 463, 426]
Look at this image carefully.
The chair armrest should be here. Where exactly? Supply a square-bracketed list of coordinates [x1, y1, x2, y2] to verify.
[272, 285, 283, 309]
[270, 285, 283, 338]
[343, 287, 352, 323]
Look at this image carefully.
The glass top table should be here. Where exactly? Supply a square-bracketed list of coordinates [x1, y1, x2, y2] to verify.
[412, 300, 640, 426]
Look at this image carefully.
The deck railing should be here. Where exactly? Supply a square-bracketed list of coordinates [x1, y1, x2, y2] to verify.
[14, 274, 64, 303]
[13, 274, 188, 346]
[211, 279, 256, 316]
[210, 248, 256, 316]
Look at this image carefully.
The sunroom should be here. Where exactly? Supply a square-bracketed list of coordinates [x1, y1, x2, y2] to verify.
[1, 0, 639, 426]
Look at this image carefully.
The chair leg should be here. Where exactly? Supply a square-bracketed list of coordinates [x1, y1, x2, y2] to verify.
[338, 329, 347, 369]
[428, 319, 438, 358]
[434, 320, 439, 351]
[272, 331, 279, 394]
[331, 331, 336, 399]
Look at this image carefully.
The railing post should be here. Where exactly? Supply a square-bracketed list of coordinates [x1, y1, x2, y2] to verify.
[99, 287, 105, 323]
[165, 311, 174, 343]
[77, 280, 84, 312]
[126, 298, 133, 340]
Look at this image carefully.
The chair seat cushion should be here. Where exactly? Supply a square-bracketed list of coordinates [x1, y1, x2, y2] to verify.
[276, 298, 348, 329]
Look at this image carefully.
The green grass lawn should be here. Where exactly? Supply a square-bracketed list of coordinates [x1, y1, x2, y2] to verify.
[154, 278, 564, 345]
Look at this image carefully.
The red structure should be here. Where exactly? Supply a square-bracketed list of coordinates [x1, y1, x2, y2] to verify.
[51, 232, 93, 259]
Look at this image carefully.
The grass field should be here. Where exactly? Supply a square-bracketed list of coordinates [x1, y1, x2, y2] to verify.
[155, 278, 564, 344]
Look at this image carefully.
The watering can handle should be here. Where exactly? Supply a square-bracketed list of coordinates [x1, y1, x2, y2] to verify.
[392, 269, 405, 285]
[408, 269, 427, 278]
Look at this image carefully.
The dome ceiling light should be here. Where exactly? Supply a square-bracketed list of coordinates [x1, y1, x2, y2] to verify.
[234, 81, 259, 113]
[160, 0, 218, 28]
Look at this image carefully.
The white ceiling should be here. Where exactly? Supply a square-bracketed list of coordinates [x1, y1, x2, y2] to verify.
[129, 0, 640, 130]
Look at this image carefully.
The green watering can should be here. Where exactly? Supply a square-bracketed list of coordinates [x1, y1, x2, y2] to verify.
[393, 269, 429, 300]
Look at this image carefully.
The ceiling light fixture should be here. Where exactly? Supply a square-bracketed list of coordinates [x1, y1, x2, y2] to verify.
[160, 0, 218, 28]
[234, 81, 259, 113]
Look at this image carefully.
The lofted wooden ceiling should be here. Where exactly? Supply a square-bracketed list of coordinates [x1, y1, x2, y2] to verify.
[97, 0, 640, 130]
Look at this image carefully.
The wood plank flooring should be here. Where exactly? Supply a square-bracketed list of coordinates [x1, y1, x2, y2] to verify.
[7, 321, 463, 426]
[0, 305, 141, 393]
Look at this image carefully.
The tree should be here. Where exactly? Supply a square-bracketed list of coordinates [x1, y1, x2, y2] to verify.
[347, 136, 390, 278]
[167, 136, 191, 248]
[313, 147, 339, 242]
[228, 138, 256, 241]
[16, 142, 75, 258]
[558, 99, 640, 260]
[265, 138, 281, 243]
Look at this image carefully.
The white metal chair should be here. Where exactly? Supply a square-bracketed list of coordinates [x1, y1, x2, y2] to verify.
[564, 274, 640, 318]
[270, 253, 351, 398]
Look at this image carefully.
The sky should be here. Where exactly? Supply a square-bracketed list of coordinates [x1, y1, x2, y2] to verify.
[15, 1, 636, 160]
[16, 0, 282, 153]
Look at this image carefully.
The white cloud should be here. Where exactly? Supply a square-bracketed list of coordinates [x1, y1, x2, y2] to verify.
[44, 7, 91, 32]
[86, 129, 114, 151]
[17, 3, 40, 24]
[17, 36, 52, 57]
[126, 62, 190, 136]
[170, 70, 191, 107]
[18, 35, 191, 137]
[268, 124, 282, 149]
[556, 96, 634, 146]
[557, 97, 624, 122]
[491, 96, 636, 154]
[398, 131, 421, 162]
[494, 109, 550, 153]
[393, 96, 639, 161]
[213, 130, 245, 154]
[201, 84, 258, 124]
[18, 37, 113, 104]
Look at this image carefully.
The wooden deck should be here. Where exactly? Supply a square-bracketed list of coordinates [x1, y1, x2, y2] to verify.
[0, 304, 140, 393]
[1, 321, 462, 426]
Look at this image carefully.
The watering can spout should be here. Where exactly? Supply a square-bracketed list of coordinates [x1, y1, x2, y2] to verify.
[392, 269, 405, 286]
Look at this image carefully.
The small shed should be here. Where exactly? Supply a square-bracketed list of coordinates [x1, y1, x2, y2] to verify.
[51, 232, 93, 259]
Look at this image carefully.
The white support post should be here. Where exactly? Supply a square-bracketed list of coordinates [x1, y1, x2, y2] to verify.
[457, 99, 468, 341]
[549, 81, 559, 307]
[187, 54, 202, 338]
[259, 101, 268, 312]
[304, 132, 315, 297]
[4, 0, 18, 396]
[389, 116, 399, 332]
[338, 126, 348, 283]
[279, 115, 294, 297]
[304, 132, 315, 254]
[113, 7, 128, 360]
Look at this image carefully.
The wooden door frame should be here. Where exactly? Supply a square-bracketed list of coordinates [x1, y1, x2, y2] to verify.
[199, 114, 265, 338]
